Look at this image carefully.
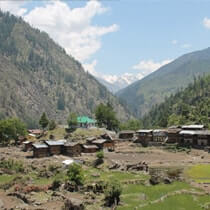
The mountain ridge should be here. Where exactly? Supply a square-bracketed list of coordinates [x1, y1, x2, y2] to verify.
[117, 47, 210, 117]
[0, 11, 131, 127]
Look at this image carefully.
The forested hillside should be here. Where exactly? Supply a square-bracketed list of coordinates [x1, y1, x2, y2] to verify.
[0, 11, 130, 127]
[117, 48, 210, 117]
[143, 74, 210, 128]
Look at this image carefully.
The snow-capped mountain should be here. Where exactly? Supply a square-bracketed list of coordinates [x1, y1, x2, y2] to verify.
[97, 73, 144, 93]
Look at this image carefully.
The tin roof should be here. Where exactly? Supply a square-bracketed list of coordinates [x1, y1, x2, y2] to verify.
[32, 143, 48, 149]
[64, 142, 80, 147]
[136, 129, 153, 133]
[92, 139, 107, 144]
[28, 129, 42, 134]
[179, 130, 196, 135]
[45, 140, 64, 146]
[82, 145, 98, 149]
[182, 125, 204, 129]
[77, 116, 96, 124]
[194, 130, 210, 135]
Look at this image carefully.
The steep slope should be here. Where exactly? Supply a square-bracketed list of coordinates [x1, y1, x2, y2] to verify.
[117, 48, 210, 117]
[143, 74, 210, 128]
[0, 11, 130, 127]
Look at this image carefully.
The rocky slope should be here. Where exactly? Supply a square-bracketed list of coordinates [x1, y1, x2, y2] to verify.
[0, 11, 130, 127]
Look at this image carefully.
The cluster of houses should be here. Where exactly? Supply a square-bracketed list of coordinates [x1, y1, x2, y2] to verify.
[119, 124, 210, 149]
[23, 124, 210, 158]
[24, 132, 115, 158]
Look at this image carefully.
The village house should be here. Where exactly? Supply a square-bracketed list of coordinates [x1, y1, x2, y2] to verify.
[86, 137, 97, 144]
[196, 131, 210, 146]
[135, 130, 153, 144]
[118, 130, 135, 140]
[166, 129, 181, 144]
[92, 139, 115, 151]
[77, 116, 96, 128]
[179, 130, 196, 145]
[45, 140, 65, 155]
[63, 142, 82, 157]
[23, 141, 33, 151]
[82, 144, 99, 153]
[179, 130, 210, 147]
[152, 130, 167, 143]
[32, 143, 49, 158]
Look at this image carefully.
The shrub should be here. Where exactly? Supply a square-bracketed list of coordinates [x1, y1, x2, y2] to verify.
[0, 159, 24, 173]
[96, 151, 104, 159]
[49, 120, 56, 130]
[51, 178, 61, 191]
[104, 180, 122, 206]
[67, 163, 84, 186]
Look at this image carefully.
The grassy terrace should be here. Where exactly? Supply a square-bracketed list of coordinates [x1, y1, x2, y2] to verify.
[1, 161, 210, 210]
[83, 167, 149, 184]
[185, 164, 210, 183]
[118, 182, 203, 210]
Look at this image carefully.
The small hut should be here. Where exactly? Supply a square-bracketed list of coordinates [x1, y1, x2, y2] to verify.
[23, 141, 33, 151]
[135, 130, 153, 143]
[45, 140, 65, 155]
[166, 129, 181, 143]
[179, 130, 195, 145]
[153, 130, 167, 142]
[64, 142, 82, 157]
[32, 144, 49, 158]
[118, 130, 135, 140]
[195, 130, 210, 146]
[82, 144, 98, 153]
[92, 139, 115, 151]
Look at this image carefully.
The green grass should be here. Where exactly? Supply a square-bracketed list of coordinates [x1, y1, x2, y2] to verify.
[118, 182, 195, 210]
[0, 175, 16, 184]
[83, 167, 149, 184]
[141, 194, 210, 210]
[31, 172, 67, 186]
[185, 164, 210, 183]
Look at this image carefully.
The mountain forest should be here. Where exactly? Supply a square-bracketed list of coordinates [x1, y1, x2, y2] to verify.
[143, 74, 210, 128]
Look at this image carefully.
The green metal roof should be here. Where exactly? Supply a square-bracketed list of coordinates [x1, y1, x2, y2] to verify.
[77, 116, 96, 124]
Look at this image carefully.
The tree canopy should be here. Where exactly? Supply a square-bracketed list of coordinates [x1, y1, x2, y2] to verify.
[0, 118, 27, 145]
[67, 112, 78, 130]
[95, 103, 119, 131]
[143, 74, 210, 128]
[39, 112, 49, 130]
[67, 163, 84, 186]
[120, 119, 143, 131]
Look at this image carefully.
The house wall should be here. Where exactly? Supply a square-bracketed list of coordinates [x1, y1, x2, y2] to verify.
[167, 133, 180, 143]
[64, 145, 82, 156]
[82, 147, 98, 153]
[49, 145, 62, 155]
[33, 148, 49, 158]
[119, 133, 134, 139]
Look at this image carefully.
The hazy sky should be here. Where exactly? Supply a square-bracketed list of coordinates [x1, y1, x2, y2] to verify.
[1, 0, 210, 83]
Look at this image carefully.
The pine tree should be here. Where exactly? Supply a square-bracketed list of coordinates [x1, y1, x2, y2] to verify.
[39, 112, 49, 130]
